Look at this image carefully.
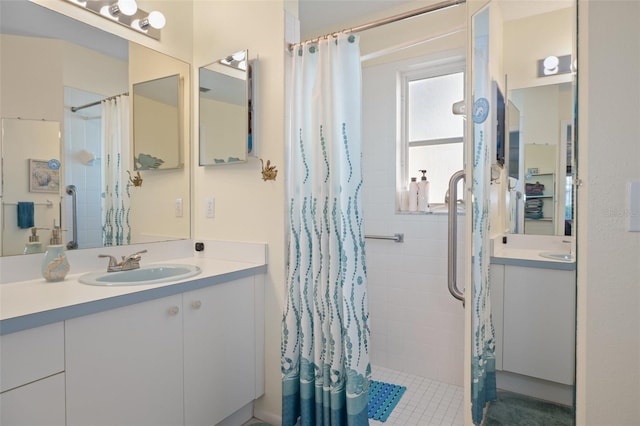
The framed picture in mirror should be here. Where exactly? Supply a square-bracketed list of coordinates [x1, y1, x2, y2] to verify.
[29, 159, 60, 193]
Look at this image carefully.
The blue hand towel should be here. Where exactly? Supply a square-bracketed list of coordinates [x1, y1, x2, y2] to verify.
[17, 202, 35, 229]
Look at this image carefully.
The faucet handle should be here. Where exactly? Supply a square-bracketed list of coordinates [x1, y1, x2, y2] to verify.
[126, 249, 147, 260]
[98, 254, 118, 267]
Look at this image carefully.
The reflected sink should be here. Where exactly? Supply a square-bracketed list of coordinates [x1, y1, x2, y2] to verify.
[79, 264, 201, 286]
[539, 252, 574, 262]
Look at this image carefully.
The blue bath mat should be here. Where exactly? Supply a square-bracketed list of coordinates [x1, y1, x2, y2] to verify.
[368, 380, 406, 422]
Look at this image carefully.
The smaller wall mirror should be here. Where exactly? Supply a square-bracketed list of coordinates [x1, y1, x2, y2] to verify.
[133, 74, 183, 170]
[199, 50, 251, 166]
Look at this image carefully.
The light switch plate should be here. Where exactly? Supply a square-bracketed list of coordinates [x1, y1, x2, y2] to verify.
[629, 181, 640, 232]
[205, 197, 215, 219]
[175, 198, 183, 217]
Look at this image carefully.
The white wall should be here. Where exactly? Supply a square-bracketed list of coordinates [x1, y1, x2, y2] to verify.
[191, 1, 287, 420]
[576, 1, 640, 424]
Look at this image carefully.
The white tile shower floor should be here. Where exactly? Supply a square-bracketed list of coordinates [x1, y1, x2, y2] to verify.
[370, 365, 464, 426]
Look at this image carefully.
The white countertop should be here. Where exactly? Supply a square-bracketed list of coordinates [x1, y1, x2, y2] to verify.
[490, 235, 576, 270]
[0, 240, 268, 335]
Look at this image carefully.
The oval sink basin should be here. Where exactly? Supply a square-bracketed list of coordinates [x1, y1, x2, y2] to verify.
[79, 264, 201, 286]
[539, 252, 574, 262]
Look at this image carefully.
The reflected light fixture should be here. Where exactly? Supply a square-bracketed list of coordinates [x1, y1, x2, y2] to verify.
[64, 0, 165, 40]
[537, 54, 572, 78]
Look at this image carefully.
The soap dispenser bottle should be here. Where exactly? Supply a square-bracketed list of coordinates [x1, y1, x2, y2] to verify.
[418, 169, 430, 212]
[41, 221, 70, 282]
[24, 227, 45, 254]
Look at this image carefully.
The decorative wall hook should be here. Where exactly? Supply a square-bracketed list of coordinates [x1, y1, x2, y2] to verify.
[260, 159, 278, 181]
[127, 170, 143, 187]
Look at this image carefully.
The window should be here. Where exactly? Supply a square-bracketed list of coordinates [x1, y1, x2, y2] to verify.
[399, 60, 465, 209]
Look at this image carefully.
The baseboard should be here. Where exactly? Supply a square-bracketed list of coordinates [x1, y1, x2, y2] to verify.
[215, 403, 253, 426]
[252, 406, 282, 426]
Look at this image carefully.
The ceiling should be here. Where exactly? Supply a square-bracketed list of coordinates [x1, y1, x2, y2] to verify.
[298, 0, 415, 38]
[0, 0, 127, 61]
[298, 0, 574, 39]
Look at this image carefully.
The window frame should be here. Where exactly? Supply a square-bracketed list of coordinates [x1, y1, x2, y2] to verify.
[398, 57, 466, 208]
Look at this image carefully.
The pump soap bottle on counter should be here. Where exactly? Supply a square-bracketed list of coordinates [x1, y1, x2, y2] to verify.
[41, 221, 70, 282]
[24, 227, 45, 254]
[418, 169, 430, 212]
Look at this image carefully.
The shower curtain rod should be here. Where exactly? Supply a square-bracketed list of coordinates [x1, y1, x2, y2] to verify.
[70, 92, 129, 113]
[288, 0, 466, 51]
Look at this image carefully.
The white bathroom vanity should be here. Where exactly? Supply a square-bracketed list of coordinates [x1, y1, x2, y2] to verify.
[490, 234, 576, 405]
[0, 240, 267, 426]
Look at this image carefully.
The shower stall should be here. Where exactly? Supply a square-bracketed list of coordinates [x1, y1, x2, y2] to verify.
[63, 87, 105, 249]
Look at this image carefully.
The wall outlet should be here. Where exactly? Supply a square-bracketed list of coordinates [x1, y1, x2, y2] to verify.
[175, 198, 183, 217]
[205, 197, 215, 218]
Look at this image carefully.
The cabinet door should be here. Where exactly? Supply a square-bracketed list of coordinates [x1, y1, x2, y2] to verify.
[502, 266, 575, 384]
[489, 264, 505, 371]
[183, 277, 256, 426]
[65, 295, 184, 426]
[0, 373, 65, 426]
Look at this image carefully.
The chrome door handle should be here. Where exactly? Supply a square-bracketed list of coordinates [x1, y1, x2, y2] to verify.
[448, 170, 465, 303]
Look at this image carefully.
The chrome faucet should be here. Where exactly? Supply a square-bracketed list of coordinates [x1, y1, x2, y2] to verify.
[98, 250, 148, 272]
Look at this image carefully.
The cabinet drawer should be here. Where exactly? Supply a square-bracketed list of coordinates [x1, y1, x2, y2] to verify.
[0, 322, 64, 392]
[0, 372, 65, 426]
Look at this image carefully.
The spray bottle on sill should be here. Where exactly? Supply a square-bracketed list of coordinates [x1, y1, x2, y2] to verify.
[418, 169, 430, 212]
[408, 177, 419, 212]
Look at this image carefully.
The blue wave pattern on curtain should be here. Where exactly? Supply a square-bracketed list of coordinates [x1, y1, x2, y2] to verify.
[101, 95, 131, 247]
[471, 7, 497, 425]
[282, 34, 371, 426]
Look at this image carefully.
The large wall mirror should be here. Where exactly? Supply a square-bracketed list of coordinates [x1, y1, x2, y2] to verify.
[501, 2, 576, 236]
[0, 0, 191, 256]
[199, 50, 252, 166]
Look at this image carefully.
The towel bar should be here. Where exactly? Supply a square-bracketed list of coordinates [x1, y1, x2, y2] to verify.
[2, 200, 54, 208]
[364, 233, 404, 243]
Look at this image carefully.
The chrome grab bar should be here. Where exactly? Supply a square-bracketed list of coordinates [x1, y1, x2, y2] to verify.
[447, 170, 465, 303]
[365, 233, 404, 243]
[65, 185, 78, 250]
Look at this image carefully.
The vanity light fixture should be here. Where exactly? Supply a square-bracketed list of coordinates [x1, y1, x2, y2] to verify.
[63, 0, 165, 40]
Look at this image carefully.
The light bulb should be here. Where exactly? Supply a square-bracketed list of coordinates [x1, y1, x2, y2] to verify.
[147, 11, 166, 29]
[543, 55, 559, 75]
[117, 0, 138, 16]
[99, 5, 118, 19]
[232, 51, 246, 61]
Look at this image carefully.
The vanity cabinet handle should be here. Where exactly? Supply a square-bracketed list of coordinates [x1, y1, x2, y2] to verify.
[167, 306, 180, 316]
[191, 301, 202, 310]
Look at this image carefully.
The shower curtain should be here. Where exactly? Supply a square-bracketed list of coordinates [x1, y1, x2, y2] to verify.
[101, 95, 131, 246]
[471, 7, 497, 424]
[282, 34, 371, 426]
